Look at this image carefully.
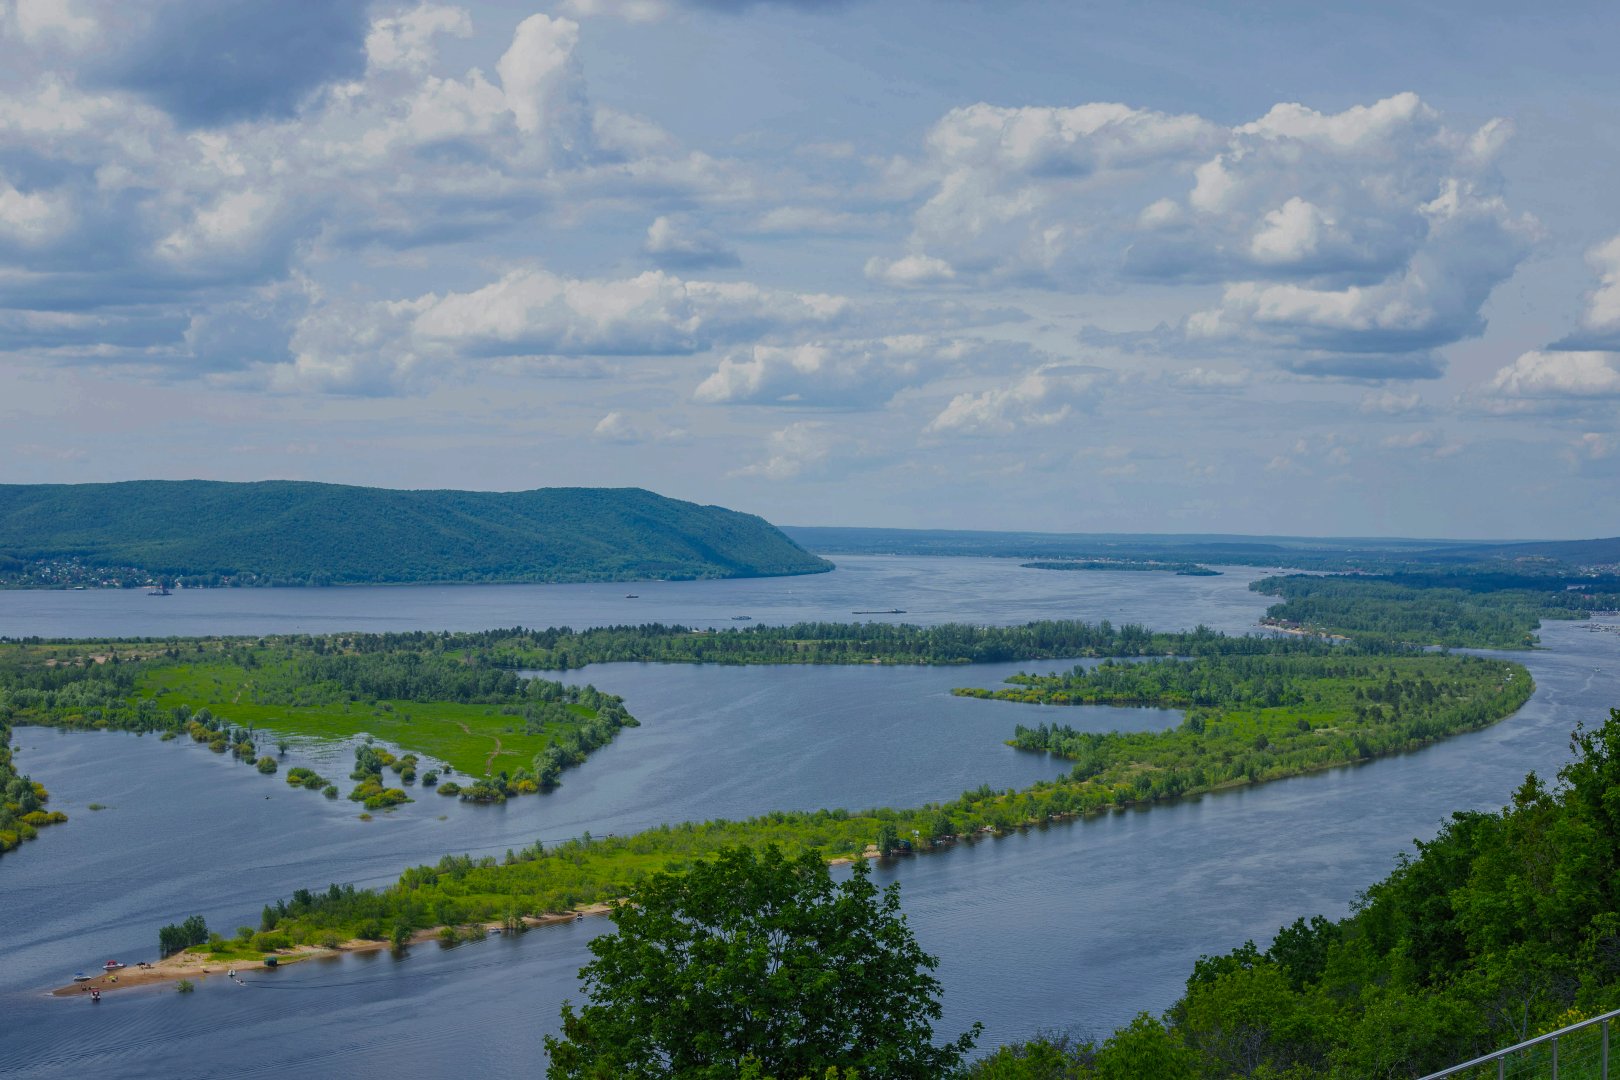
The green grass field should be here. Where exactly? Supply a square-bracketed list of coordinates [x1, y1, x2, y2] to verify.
[137, 659, 595, 776]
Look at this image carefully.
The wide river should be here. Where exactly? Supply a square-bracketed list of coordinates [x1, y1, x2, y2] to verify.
[1, 556, 1615, 1077]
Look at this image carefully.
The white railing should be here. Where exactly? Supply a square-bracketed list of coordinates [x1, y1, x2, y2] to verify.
[1421, 1008, 1620, 1080]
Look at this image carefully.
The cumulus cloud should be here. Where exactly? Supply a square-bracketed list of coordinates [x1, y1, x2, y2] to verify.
[591, 411, 688, 443]
[694, 335, 1004, 408]
[0, 4, 759, 381]
[644, 214, 740, 270]
[864, 253, 955, 287]
[880, 93, 1534, 378]
[925, 364, 1109, 436]
[1484, 350, 1620, 399]
[229, 265, 872, 394]
[1552, 233, 1620, 350]
[734, 420, 836, 480]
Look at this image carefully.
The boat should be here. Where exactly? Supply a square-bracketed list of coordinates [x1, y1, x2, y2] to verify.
[90, 988, 101, 1001]
[72, 972, 91, 982]
[624, 594, 638, 598]
[103, 960, 124, 971]
[146, 584, 171, 596]
[731, 615, 752, 621]
[851, 609, 906, 615]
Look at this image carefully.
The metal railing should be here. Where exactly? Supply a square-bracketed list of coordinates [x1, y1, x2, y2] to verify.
[1421, 1008, 1620, 1080]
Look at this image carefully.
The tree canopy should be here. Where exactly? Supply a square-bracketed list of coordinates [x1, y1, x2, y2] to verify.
[545, 845, 979, 1079]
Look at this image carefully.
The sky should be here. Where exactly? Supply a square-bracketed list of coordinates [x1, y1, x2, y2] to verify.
[2, 0, 1618, 539]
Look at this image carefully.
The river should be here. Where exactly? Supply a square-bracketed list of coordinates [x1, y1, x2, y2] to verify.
[0, 556, 1614, 1077]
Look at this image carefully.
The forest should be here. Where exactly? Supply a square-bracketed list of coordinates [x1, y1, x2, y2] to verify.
[0, 636, 637, 808]
[0, 480, 830, 587]
[1253, 571, 1620, 648]
[963, 708, 1620, 1078]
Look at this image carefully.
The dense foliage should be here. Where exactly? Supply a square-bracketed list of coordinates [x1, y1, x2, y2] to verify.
[0, 712, 65, 857]
[545, 846, 979, 1078]
[1254, 572, 1620, 649]
[0, 480, 830, 586]
[236, 641, 1528, 952]
[963, 707, 1620, 1079]
[0, 636, 637, 812]
[455, 620, 1367, 670]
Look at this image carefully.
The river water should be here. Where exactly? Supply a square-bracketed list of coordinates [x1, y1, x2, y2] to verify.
[0, 557, 1615, 1078]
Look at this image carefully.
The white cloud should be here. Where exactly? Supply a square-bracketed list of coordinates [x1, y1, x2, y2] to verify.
[925, 364, 1108, 436]
[1554, 233, 1620, 350]
[735, 420, 835, 480]
[695, 335, 979, 408]
[644, 214, 739, 269]
[864, 253, 955, 287]
[365, 4, 473, 72]
[12, 0, 96, 45]
[881, 93, 1534, 377]
[592, 411, 687, 443]
[1484, 350, 1620, 399]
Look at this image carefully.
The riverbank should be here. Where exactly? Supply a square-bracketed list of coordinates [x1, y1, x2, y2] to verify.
[49, 903, 615, 997]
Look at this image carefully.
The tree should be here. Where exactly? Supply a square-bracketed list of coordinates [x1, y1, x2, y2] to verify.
[545, 844, 979, 1079]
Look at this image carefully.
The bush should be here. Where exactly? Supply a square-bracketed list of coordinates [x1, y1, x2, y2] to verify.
[255, 756, 278, 775]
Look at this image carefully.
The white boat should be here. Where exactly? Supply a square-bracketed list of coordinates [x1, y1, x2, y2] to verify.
[72, 972, 91, 982]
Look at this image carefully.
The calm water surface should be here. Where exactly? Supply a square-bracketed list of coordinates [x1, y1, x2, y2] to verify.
[1, 558, 1615, 1077]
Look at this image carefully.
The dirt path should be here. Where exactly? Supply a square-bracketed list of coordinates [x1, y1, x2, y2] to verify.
[449, 720, 504, 775]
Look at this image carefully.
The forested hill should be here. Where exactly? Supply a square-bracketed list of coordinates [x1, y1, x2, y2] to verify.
[0, 482, 831, 587]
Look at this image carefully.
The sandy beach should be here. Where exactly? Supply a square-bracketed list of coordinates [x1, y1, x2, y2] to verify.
[50, 903, 615, 997]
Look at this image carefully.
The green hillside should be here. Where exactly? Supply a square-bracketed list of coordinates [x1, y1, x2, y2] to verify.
[0, 481, 830, 587]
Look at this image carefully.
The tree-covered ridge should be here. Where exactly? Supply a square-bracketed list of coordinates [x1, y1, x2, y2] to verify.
[0, 480, 830, 587]
[0, 637, 637, 807]
[965, 708, 1620, 1079]
[1252, 571, 1620, 648]
[225, 643, 1529, 950]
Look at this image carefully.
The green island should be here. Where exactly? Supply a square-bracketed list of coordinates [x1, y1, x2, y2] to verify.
[1022, 559, 1220, 576]
[0, 480, 830, 588]
[0, 636, 638, 827]
[193, 638, 1528, 952]
[1253, 569, 1620, 649]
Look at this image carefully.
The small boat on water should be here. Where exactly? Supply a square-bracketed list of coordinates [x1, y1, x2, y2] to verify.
[103, 960, 125, 971]
[90, 988, 101, 1001]
[72, 972, 91, 982]
[625, 594, 639, 598]
[731, 615, 753, 621]
[851, 609, 906, 615]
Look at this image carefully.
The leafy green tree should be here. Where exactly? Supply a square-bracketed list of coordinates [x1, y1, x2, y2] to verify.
[545, 844, 979, 1079]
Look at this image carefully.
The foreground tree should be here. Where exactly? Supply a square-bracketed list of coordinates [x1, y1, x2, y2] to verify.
[545, 844, 979, 1079]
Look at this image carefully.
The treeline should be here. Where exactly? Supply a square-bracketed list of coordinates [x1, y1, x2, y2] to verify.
[457, 620, 1371, 670]
[965, 708, 1620, 1078]
[1254, 572, 1620, 649]
[242, 649, 1531, 947]
[0, 715, 65, 857]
